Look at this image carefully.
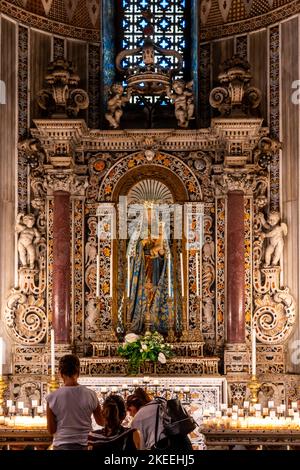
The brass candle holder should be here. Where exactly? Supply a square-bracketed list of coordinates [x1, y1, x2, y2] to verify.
[0, 375, 7, 408]
[48, 375, 60, 393]
[248, 375, 261, 404]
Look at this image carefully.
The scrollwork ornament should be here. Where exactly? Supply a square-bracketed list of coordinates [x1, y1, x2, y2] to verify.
[209, 87, 230, 116]
[5, 290, 47, 345]
[67, 89, 89, 117]
[252, 210, 296, 344]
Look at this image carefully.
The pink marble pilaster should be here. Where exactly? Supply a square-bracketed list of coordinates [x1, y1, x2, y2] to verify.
[226, 190, 245, 344]
[52, 191, 71, 343]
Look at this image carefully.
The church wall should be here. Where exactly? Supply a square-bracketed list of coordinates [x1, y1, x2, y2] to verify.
[29, 29, 51, 124]
[0, 15, 17, 372]
[280, 16, 300, 373]
[66, 39, 88, 123]
[248, 29, 268, 126]
[211, 38, 235, 88]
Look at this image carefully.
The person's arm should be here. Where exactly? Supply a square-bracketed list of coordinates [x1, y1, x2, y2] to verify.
[46, 402, 57, 435]
[133, 429, 141, 450]
[93, 404, 103, 426]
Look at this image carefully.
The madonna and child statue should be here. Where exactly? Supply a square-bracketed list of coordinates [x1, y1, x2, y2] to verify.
[126, 215, 173, 335]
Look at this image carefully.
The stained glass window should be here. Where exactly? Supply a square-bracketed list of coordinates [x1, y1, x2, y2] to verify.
[120, 0, 188, 76]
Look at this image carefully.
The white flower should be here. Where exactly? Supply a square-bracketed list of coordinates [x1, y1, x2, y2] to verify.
[141, 344, 148, 351]
[158, 352, 166, 364]
[125, 333, 140, 343]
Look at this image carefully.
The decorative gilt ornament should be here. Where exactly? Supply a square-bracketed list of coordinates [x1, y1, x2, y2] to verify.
[253, 136, 282, 168]
[127, 179, 173, 206]
[115, 35, 183, 97]
[209, 55, 261, 116]
[37, 59, 89, 118]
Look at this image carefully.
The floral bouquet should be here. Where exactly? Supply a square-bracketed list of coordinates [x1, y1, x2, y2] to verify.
[117, 331, 174, 374]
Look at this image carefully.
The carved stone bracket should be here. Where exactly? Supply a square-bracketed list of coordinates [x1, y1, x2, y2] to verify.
[36, 59, 89, 118]
[209, 55, 262, 117]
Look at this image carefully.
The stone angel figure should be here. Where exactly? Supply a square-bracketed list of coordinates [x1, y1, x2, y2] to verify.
[105, 83, 131, 129]
[259, 211, 288, 266]
[16, 213, 41, 269]
[166, 79, 194, 128]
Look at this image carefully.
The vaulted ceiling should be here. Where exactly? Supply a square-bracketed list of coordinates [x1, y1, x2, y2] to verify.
[2, 0, 296, 31]
[0, 0, 300, 42]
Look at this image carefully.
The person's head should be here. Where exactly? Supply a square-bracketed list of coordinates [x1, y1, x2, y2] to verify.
[58, 354, 80, 381]
[102, 397, 121, 434]
[133, 387, 151, 405]
[107, 394, 126, 422]
[126, 395, 145, 418]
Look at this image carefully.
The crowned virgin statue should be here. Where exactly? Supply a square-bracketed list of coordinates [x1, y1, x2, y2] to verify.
[127, 211, 172, 334]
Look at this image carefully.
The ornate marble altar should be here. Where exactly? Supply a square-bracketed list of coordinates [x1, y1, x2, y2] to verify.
[1, 55, 299, 411]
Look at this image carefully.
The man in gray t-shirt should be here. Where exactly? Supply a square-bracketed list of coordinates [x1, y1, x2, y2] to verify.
[46, 354, 102, 450]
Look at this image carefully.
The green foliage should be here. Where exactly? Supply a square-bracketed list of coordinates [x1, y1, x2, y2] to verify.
[117, 331, 174, 374]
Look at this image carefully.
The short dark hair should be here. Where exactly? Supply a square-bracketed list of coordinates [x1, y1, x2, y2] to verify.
[58, 354, 80, 377]
[126, 394, 145, 411]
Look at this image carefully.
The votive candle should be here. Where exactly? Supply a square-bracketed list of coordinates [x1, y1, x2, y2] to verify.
[50, 329, 55, 376]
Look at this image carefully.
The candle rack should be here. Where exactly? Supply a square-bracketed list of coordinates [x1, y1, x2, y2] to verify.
[0, 376, 7, 408]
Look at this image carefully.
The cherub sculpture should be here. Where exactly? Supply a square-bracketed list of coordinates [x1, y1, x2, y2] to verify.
[259, 211, 288, 266]
[105, 83, 131, 129]
[16, 213, 41, 269]
[166, 79, 194, 128]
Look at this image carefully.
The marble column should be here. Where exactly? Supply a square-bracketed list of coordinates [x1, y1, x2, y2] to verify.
[53, 191, 70, 343]
[226, 190, 245, 344]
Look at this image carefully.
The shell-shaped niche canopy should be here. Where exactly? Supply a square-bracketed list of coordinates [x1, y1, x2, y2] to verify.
[127, 179, 173, 206]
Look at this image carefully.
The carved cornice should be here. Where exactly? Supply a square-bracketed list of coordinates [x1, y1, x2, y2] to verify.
[31, 122, 269, 162]
[31, 119, 88, 163]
